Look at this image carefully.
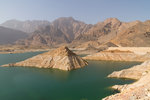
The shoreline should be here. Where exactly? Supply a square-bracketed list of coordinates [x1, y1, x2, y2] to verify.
[103, 60, 150, 100]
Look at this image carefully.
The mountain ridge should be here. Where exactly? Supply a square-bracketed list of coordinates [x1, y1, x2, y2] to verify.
[1, 17, 150, 47]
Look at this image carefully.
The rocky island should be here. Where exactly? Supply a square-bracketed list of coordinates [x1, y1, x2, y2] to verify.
[2, 46, 88, 71]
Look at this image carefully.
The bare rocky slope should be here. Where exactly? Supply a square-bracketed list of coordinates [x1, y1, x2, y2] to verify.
[111, 20, 150, 46]
[2, 46, 88, 71]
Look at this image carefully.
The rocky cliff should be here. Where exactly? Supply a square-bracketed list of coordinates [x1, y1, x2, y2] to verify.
[2, 46, 88, 71]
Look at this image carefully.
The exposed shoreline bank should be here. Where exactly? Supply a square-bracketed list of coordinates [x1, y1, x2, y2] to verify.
[100, 48, 150, 99]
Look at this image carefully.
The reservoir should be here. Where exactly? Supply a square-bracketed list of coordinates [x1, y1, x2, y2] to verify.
[0, 52, 140, 100]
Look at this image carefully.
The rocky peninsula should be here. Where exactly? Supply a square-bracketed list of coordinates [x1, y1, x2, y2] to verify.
[2, 46, 88, 71]
[103, 60, 150, 100]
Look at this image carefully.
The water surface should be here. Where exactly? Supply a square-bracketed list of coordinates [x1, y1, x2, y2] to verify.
[0, 52, 140, 100]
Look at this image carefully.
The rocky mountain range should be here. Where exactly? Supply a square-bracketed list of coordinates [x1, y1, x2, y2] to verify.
[16, 25, 70, 47]
[1, 17, 150, 47]
[72, 18, 141, 47]
[1, 17, 92, 47]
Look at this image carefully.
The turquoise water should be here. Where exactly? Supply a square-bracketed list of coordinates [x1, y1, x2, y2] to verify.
[0, 52, 140, 100]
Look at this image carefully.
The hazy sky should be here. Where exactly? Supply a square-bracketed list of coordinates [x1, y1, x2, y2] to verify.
[0, 0, 150, 24]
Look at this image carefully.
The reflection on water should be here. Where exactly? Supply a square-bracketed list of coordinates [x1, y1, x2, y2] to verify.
[34, 68, 71, 81]
[0, 52, 141, 100]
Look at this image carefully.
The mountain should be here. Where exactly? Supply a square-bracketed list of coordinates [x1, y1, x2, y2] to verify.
[0, 26, 28, 44]
[1, 19, 50, 33]
[73, 18, 141, 48]
[16, 25, 70, 46]
[111, 20, 150, 46]
[73, 18, 121, 43]
[16, 17, 92, 47]
[2, 17, 150, 47]
[52, 17, 92, 41]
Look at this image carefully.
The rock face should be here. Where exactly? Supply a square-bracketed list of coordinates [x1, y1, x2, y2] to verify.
[103, 60, 150, 100]
[2, 46, 88, 71]
[83, 47, 150, 62]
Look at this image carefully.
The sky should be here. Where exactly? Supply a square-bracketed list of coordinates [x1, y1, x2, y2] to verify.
[0, 0, 150, 24]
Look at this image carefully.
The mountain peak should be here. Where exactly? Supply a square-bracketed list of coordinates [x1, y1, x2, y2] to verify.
[104, 18, 120, 24]
[53, 17, 75, 22]
[45, 46, 76, 56]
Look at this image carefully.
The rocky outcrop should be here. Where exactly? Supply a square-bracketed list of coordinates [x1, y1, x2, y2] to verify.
[83, 47, 150, 62]
[103, 60, 150, 100]
[2, 46, 88, 71]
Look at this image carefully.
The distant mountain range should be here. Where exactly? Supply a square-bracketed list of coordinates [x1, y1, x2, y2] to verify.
[1, 20, 50, 33]
[0, 26, 28, 44]
[1, 17, 150, 47]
